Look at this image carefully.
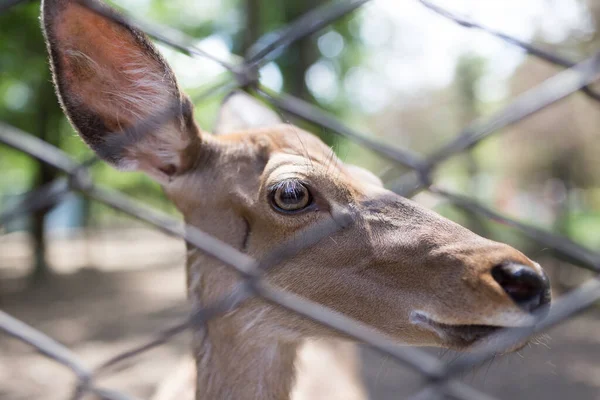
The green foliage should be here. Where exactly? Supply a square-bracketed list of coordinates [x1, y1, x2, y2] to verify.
[0, 2, 62, 196]
[566, 211, 600, 250]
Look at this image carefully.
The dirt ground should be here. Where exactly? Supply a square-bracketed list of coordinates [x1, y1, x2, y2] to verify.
[1, 232, 600, 400]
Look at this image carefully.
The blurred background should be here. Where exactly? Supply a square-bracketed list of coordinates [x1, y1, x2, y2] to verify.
[1, 0, 600, 399]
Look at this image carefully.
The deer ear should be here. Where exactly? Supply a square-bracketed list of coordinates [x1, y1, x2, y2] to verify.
[41, 0, 200, 183]
[214, 91, 282, 134]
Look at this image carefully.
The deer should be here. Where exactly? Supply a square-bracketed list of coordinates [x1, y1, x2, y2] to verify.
[41, 0, 551, 399]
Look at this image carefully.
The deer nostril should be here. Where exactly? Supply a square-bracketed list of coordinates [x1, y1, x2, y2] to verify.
[491, 263, 551, 313]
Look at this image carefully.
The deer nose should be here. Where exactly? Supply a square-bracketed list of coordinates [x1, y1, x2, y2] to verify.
[491, 263, 551, 313]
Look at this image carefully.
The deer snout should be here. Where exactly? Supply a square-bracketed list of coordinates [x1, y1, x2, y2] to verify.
[491, 262, 551, 313]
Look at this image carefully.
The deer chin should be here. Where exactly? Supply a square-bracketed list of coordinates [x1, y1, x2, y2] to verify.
[409, 311, 535, 351]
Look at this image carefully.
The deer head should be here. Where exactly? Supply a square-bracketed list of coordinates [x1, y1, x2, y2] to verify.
[42, 0, 551, 398]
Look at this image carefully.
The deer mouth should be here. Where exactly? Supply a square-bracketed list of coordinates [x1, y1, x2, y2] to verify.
[410, 311, 505, 348]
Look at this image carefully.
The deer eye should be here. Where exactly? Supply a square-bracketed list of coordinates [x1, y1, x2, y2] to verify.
[270, 180, 312, 213]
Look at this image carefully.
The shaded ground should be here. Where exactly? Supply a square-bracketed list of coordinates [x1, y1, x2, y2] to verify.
[0, 266, 191, 400]
[1, 234, 600, 399]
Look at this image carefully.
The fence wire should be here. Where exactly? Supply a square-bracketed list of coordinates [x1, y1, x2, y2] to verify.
[1, 0, 600, 399]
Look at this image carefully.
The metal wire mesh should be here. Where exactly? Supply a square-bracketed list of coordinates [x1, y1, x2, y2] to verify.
[1, 0, 600, 399]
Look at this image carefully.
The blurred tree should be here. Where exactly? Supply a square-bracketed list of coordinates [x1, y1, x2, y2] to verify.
[236, 0, 371, 148]
[453, 53, 490, 236]
[0, 2, 66, 283]
[497, 0, 600, 284]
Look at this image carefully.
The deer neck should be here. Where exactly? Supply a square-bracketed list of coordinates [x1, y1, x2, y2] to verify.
[189, 262, 300, 400]
[184, 203, 300, 400]
[193, 318, 298, 400]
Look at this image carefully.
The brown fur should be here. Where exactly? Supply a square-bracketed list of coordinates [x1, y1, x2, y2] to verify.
[42, 1, 549, 399]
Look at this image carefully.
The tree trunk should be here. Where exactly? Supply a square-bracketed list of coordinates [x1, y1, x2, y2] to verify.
[30, 75, 60, 285]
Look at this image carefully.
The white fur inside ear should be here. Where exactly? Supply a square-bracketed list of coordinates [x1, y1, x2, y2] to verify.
[64, 47, 175, 124]
[115, 158, 140, 172]
[116, 155, 171, 183]
[117, 121, 191, 184]
[117, 58, 175, 119]
[214, 92, 282, 134]
[53, 7, 192, 185]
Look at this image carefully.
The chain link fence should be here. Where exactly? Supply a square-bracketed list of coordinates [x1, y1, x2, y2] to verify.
[1, 0, 600, 399]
